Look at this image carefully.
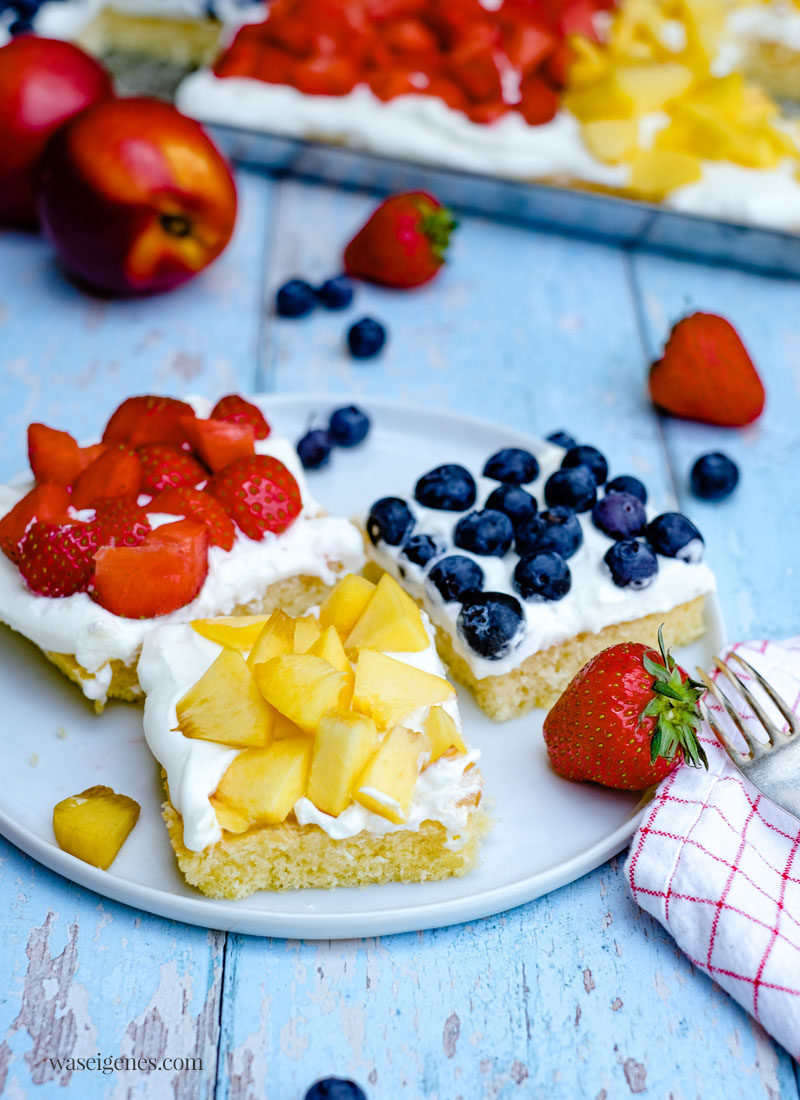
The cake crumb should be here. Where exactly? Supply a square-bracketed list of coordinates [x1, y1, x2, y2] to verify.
[29, 754, 39, 768]
[56, 726, 68, 740]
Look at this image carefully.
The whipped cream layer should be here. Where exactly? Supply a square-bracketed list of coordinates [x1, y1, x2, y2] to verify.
[368, 440, 716, 681]
[138, 613, 481, 852]
[177, 75, 800, 231]
[0, 398, 364, 703]
[27, 0, 264, 41]
[727, 0, 800, 48]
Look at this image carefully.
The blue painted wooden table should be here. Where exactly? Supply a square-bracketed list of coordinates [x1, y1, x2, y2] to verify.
[1, 169, 799, 1099]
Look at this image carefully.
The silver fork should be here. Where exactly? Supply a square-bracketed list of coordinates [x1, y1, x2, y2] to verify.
[696, 652, 800, 822]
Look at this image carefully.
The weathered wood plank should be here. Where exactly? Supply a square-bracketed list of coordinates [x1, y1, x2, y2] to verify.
[0, 167, 276, 1097]
[216, 177, 798, 1100]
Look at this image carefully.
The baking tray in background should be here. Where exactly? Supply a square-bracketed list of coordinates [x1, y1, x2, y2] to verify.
[206, 120, 800, 279]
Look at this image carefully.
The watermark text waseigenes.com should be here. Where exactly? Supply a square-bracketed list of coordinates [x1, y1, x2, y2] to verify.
[47, 1054, 203, 1075]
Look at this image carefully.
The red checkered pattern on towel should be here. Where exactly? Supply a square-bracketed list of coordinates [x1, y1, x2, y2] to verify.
[625, 637, 800, 1059]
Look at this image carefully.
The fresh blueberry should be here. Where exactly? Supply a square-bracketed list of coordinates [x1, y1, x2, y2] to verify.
[296, 429, 332, 469]
[605, 474, 647, 504]
[546, 430, 578, 450]
[428, 555, 484, 602]
[366, 497, 415, 546]
[303, 1077, 367, 1100]
[647, 513, 704, 562]
[484, 483, 538, 532]
[592, 491, 647, 540]
[457, 591, 524, 660]
[276, 278, 316, 318]
[348, 316, 387, 359]
[544, 466, 597, 512]
[316, 275, 354, 311]
[690, 452, 739, 502]
[561, 444, 608, 486]
[414, 464, 477, 511]
[483, 448, 539, 485]
[604, 539, 659, 589]
[454, 509, 514, 557]
[328, 405, 370, 447]
[515, 507, 583, 559]
[513, 551, 571, 602]
[401, 533, 444, 567]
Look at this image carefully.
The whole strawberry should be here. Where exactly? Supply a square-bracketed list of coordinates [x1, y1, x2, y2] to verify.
[206, 454, 302, 539]
[649, 313, 765, 428]
[543, 628, 707, 791]
[344, 191, 458, 289]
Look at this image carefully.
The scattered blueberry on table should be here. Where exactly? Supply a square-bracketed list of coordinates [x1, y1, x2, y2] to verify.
[304, 1077, 367, 1100]
[296, 428, 332, 469]
[329, 404, 370, 447]
[276, 278, 316, 318]
[316, 275, 354, 310]
[690, 452, 739, 501]
[348, 316, 387, 359]
[604, 538, 659, 589]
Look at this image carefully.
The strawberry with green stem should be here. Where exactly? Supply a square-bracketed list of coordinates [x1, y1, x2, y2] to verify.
[543, 626, 708, 791]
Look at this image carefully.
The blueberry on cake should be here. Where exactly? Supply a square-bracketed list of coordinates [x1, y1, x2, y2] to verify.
[138, 573, 489, 898]
[365, 437, 715, 722]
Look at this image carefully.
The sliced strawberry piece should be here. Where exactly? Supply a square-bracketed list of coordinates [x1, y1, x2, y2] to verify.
[381, 18, 440, 58]
[137, 444, 207, 494]
[290, 54, 360, 95]
[90, 496, 151, 548]
[210, 394, 270, 440]
[149, 487, 236, 550]
[502, 22, 557, 74]
[466, 99, 512, 124]
[179, 417, 255, 473]
[18, 521, 99, 597]
[543, 41, 573, 88]
[207, 454, 302, 540]
[71, 446, 143, 510]
[649, 313, 766, 427]
[102, 395, 196, 447]
[27, 424, 109, 487]
[447, 40, 503, 103]
[0, 483, 71, 564]
[91, 518, 210, 618]
[518, 74, 559, 125]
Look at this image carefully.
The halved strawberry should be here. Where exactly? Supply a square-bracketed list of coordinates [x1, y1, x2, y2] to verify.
[149, 487, 236, 550]
[18, 521, 99, 597]
[207, 454, 302, 540]
[0, 484, 71, 564]
[210, 394, 270, 440]
[91, 518, 210, 618]
[71, 446, 143, 510]
[102, 395, 196, 447]
[137, 444, 207, 494]
[27, 424, 105, 486]
[180, 417, 255, 473]
[90, 497, 151, 548]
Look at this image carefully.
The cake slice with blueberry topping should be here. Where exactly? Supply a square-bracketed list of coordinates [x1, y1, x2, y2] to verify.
[365, 437, 714, 722]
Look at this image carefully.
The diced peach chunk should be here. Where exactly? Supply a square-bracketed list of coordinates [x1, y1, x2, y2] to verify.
[53, 785, 140, 870]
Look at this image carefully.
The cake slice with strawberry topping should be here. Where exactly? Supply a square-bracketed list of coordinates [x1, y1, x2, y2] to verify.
[0, 393, 364, 708]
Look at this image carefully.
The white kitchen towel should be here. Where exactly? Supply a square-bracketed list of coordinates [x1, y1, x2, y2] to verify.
[625, 637, 800, 1059]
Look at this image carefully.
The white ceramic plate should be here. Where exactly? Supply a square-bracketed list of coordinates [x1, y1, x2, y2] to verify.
[0, 396, 724, 939]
